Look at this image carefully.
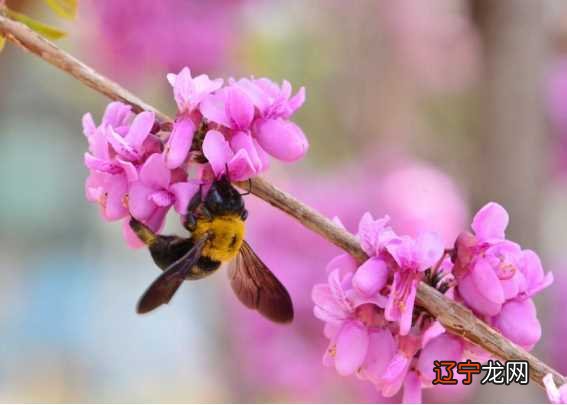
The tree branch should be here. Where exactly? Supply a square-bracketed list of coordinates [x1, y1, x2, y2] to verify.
[0, 14, 562, 391]
[0, 15, 170, 122]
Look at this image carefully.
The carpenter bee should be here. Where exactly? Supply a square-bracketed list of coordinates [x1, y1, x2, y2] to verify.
[130, 175, 294, 323]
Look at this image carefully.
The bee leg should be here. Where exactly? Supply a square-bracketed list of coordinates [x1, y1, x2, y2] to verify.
[129, 218, 157, 245]
[241, 208, 248, 221]
[130, 218, 194, 271]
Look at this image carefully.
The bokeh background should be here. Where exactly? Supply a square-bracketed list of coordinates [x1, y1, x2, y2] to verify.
[1, 0, 566, 402]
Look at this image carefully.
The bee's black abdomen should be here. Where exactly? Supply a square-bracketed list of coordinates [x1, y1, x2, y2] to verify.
[149, 236, 195, 270]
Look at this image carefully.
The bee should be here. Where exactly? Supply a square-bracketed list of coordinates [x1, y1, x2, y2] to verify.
[129, 174, 294, 323]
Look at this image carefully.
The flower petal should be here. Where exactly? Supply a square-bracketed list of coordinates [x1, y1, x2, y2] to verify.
[312, 283, 350, 323]
[202, 130, 234, 176]
[358, 212, 378, 255]
[227, 149, 257, 181]
[200, 91, 231, 127]
[165, 119, 196, 169]
[522, 249, 554, 297]
[418, 334, 463, 382]
[402, 371, 422, 404]
[85, 171, 105, 203]
[116, 159, 138, 182]
[471, 202, 509, 241]
[399, 278, 418, 335]
[102, 101, 132, 127]
[353, 257, 389, 297]
[254, 118, 308, 162]
[226, 86, 255, 130]
[149, 190, 173, 207]
[140, 153, 171, 189]
[230, 131, 265, 172]
[287, 86, 306, 117]
[381, 353, 411, 398]
[415, 232, 444, 271]
[106, 127, 139, 161]
[326, 253, 358, 276]
[492, 299, 541, 349]
[82, 113, 96, 137]
[421, 321, 446, 348]
[103, 174, 128, 221]
[544, 373, 562, 404]
[470, 258, 505, 306]
[84, 153, 121, 174]
[128, 182, 156, 220]
[146, 206, 168, 233]
[125, 111, 154, 151]
[458, 272, 502, 316]
[170, 181, 200, 215]
[87, 128, 111, 160]
[360, 329, 396, 383]
[335, 320, 369, 376]
[171, 67, 194, 112]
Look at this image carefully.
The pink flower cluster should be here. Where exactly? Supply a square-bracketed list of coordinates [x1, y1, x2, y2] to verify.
[453, 203, 553, 350]
[312, 203, 552, 402]
[167, 67, 307, 180]
[83, 68, 307, 247]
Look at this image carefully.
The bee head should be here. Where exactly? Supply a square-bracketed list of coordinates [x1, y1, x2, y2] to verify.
[204, 174, 245, 217]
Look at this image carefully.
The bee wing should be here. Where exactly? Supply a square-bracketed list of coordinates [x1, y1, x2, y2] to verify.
[229, 240, 294, 323]
[137, 236, 209, 314]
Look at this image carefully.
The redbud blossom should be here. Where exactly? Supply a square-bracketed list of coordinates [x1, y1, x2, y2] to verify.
[454, 202, 553, 349]
[83, 70, 308, 247]
[313, 206, 552, 402]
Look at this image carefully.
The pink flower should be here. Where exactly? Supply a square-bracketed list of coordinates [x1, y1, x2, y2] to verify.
[167, 67, 223, 114]
[455, 202, 553, 316]
[491, 298, 541, 350]
[106, 111, 157, 162]
[164, 118, 197, 170]
[83, 103, 157, 222]
[202, 130, 259, 181]
[384, 232, 444, 335]
[312, 269, 387, 377]
[84, 108, 157, 179]
[128, 153, 199, 226]
[356, 212, 397, 257]
[230, 77, 309, 163]
[200, 86, 255, 131]
[85, 170, 128, 221]
[417, 333, 464, 383]
[82, 101, 133, 137]
[163, 68, 224, 170]
[352, 258, 389, 298]
[545, 374, 567, 404]
[252, 118, 308, 162]
[234, 78, 305, 120]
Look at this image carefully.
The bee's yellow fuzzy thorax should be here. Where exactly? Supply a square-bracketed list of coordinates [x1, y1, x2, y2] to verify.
[192, 215, 245, 262]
